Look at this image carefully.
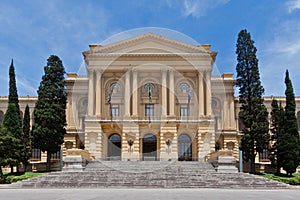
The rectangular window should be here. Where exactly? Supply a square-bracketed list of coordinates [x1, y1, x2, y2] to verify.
[259, 148, 269, 162]
[180, 104, 189, 116]
[31, 148, 41, 160]
[111, 104, 119, 117]
[145, 104, 154, 116]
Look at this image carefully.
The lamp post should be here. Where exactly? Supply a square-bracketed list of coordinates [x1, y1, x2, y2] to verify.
[239, 143, 243, 172]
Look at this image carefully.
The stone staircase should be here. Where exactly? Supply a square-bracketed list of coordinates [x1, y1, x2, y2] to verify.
[11, 160, 293, 189]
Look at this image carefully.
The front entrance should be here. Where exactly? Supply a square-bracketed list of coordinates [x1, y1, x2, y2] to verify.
[107, 134, 121, 160]
[178, 134, 192, 161]
[142, 134, 157, 161]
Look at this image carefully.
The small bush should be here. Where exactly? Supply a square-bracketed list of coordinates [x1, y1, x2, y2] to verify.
[262, 173, 300, 185]
[1, 172, 46, 184]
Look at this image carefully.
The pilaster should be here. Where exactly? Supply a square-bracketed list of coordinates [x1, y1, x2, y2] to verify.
[84, 119, 103, 159]
[205, 70, 212, 117]
[132, 69, 138, 117]
[198, 71, 204, 118]
[161, 69, 167, 117]
[88, 70, 95, 116]
[95, 70, 102, 117]
[169, 69, 175, 117]
[122, 124, 140, 161]
[124, 71, 131, 117]
[159, 125, 177, 161]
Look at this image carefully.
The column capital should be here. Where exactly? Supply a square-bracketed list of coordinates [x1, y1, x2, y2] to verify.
[132, 67, 138, 72]
[96, 69, 103, 76]
[168, 68, 175, 73]
[88, 68, 95, 75]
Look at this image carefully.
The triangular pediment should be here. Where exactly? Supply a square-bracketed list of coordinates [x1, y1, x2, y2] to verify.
[83, 33, 216, 56]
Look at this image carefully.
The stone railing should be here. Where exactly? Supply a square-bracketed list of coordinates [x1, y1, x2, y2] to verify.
[66, 149, 93, 161]
[204, 150, 233, 162]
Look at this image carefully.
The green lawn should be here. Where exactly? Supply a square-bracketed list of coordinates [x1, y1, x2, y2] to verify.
[262, 173, 300, 185]
[1, 172, 47, 184]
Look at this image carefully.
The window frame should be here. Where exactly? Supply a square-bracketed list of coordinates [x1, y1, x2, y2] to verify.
[180, 104, 189, 116]
[111, 104, 120, 117]
[145, 104, 154, 117]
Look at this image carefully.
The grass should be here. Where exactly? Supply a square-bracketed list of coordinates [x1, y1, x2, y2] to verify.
[0, 172, 47, 184]
[262, 173, 300, 185]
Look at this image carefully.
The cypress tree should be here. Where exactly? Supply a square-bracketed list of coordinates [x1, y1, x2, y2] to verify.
[3, 103, 23, 172]
[32, 55, 67, 171]
[269, 99, 285, 174]
[235, 29, 269, 174]
[3, 60, 23, 172]
[279, 70, 300, 175]
[21, 105, 31, 171]
[8, 59, 22, 125]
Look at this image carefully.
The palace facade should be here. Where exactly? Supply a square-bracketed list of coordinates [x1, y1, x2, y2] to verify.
[1, 33, 300, 164]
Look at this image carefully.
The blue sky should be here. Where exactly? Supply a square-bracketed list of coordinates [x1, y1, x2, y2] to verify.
[1, 0, 300, 96]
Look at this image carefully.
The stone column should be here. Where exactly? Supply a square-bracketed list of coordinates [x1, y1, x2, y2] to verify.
[205, 70, 212, 117]
[66, 92, 71, 128]
[223, 94, 229, 129]
[88, 69, 95, 116]
[169, 69, 175, 116]
[132, 69, 138, 117]
[229, 93, 236, 129]
[124, 70, 131, 117]
[198, 71, 204, 118]
[161, 69, 167, 116]
[95, 70, 102, 117]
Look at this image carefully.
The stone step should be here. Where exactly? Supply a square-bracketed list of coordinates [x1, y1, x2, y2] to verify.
[11, 161, 294, 189]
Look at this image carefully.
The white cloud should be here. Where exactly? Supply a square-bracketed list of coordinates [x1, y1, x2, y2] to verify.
[259, 19, 300, 96]
[287, 0, 300, 13]
[182, 0, 230, 17]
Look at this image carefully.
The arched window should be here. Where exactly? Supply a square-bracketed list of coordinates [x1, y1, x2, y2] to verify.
[144, 83, 155, 92]
[110, 82, 120, 92]
[143, 134, 157, 160]
[143, 134, 157, 141]
[212, 99, 218, 109]
[178, 134, 192, 161]
[178, 82, 190, 92]
[107, 133, 121, 160]
[108, 82, 120, 103]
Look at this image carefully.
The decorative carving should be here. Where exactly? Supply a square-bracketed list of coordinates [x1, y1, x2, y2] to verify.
[227, 141, 235, 150]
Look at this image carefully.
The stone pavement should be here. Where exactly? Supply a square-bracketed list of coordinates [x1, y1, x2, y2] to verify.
[0, 189, 300, 200]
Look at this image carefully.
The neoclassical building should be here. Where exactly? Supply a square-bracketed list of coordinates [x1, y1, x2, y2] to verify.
[1, 33, 300, 164]
[65, 33, 237, 162]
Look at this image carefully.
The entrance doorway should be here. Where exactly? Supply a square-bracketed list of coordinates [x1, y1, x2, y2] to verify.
[178, 134, 192, 161]
[107, 134, 121, 160]
[142, 134, 157, 161]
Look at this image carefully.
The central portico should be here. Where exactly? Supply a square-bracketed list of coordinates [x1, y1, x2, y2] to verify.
[65, 33, 237, 162]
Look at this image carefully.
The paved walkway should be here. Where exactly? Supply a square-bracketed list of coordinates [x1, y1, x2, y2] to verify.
[0, 188, 300, 200]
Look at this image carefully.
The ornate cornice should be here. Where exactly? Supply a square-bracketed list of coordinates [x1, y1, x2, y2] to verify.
[83, 33, 217, 57]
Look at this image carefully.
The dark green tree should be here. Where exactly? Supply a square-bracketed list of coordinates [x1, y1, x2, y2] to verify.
[279, 70, 300, 176]
[2, 103, 23, 172]
[2, 60, 23, 172]
[269, 99, 285, 174]
[0, 125, 20, 179]
[21, 105, 31, 171]
[8, 59, 22, 125]
[32, 55, 67, 171]
[235, 29, 269, 174]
